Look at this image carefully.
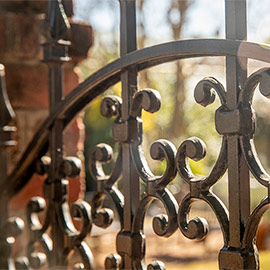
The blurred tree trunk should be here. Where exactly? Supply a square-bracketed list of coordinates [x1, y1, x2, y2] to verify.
[168, 0, 192, 137]
[137, 0, 150, 89]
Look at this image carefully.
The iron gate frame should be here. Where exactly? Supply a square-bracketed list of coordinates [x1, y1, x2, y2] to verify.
[1, 0, 270, 269]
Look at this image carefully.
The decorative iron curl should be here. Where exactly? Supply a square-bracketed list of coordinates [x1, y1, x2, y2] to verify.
[91, 186, 124, 229]
[240, 68, 270, 105]
[243, 196, 270, 252]
[192, 77, 228, 188]
[178, 195, 208, 241]
[129, 88, 178, 240]
[178, 191, 229, 243]
[90, 143, 116, 182]
[176, 137, 227, 189]
[176, 136, 229, 242]
[176, 137, 206, 183]
[147, 261, 166, 270]
[26, 196, 51, 269]
[100, 95, 122, 119]
[0, 215, 30, 269]
[131, 88, 161, 117]
[131, 139, 176, 187]
[194, 77, 227, 107]
[61, 200, 94, 270]
[89, 144, 124, 229]
[132, 188, 178, 238]
[129, 84, 175, 186]
[239, 68, 270, 187]
[105, 253, 122, 270]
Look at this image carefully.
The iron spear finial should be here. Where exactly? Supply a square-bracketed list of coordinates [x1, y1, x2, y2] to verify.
[41, 0, 70, 41]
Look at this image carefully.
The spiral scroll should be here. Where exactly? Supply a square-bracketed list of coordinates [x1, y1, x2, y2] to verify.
[27, 196, 51, 268]
[194, 77, 227, 107]
[235, 68, 270, 252]
[193, 78, 228, 188]
[100, 96, 122, 119]
[26, 155, 95, 269]
[239, 68, 270, 187]
[176, 77, 230, 244]
[131, 139, 177, 187]
[89, 95, 124, 230]
[131, 88, 161, 117]
[176, 136, 229, 242]
[126, 89, 178, 256]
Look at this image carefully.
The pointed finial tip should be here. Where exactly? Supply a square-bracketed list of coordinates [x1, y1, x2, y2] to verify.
[42, 0, 70, 41]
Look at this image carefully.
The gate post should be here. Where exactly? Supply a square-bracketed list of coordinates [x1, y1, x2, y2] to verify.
[219, 0, 258, 268]
[42, 0, 71, 267]
[115, 1, 141, 269]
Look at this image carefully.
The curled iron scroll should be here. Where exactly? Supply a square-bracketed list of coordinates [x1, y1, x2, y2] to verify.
[243, 196, 270, 251]
[193, 77, 228, 189]
[89, 95, 124, 229]
[27, 196, 52, 268]
[176, 137, 227, 190]
[133, 188, 178, 238]
[238, 68, 270, 253]
[89, 143, 124, 229]
[176, 138, 229, 242]
[130, 88, 176, 186]
[62, 200, 94, 269]
[177, 77, 229, 242]
[130, 88, 178, 239]
[239, 68, 270, 187]
[178, 191, 229, 244]
[131, 139, 177, 187]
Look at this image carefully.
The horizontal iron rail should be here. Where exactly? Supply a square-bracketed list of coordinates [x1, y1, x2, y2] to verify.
[3, 38, 270, 199]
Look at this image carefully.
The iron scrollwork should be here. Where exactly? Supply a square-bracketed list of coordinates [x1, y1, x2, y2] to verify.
[26, 156, 94, 269]
[89, 66, 270, 268]
[89, 88, 179, 269]
[130, 89, 178, 269]
[26, 0, 95, 269]
[238, 68, 270, 253]
[2, 0, 270, 268]
[175, 68, 270, 269]
[177, 78, 229, 246]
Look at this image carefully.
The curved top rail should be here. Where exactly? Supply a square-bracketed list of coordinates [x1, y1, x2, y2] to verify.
[4, 38, 270, 199]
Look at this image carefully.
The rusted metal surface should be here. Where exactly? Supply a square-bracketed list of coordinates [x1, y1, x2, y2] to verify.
[1, 0, 270, 269]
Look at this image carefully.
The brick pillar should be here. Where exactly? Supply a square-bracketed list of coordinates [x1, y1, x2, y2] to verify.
[0, 1, 93, 210]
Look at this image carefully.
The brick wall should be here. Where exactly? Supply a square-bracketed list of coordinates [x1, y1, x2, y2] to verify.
[0, 1, 93, 210]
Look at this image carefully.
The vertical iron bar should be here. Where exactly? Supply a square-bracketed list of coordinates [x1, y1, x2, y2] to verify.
[119, 0, 139, 268]
[42, 0, 70, 267]
[225, 0, 249, 249]
[219, 3, 257, 268]
[49, 64, 65, 267]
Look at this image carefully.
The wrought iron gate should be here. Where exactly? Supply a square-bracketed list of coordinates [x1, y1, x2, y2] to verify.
[1, 0, 270, 269]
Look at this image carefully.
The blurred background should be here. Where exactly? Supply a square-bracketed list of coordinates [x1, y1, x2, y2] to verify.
[2, 0, 270, 268]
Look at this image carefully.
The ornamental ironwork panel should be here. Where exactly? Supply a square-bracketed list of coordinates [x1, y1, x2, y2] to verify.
[0, 0, 270, 269]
